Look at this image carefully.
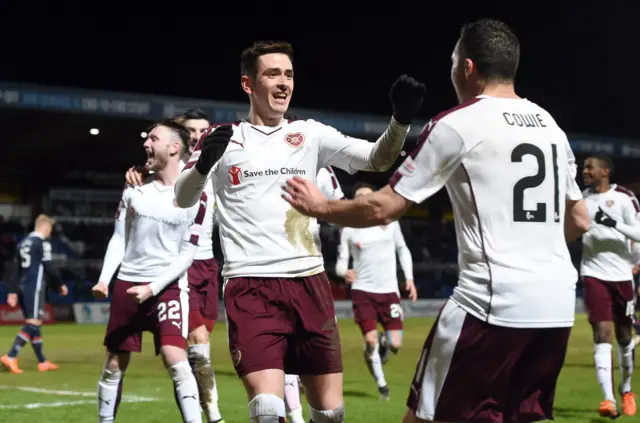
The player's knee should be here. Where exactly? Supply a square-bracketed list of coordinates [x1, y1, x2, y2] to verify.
[104, 352, 129, 372]
[167, 360, 192, 382]
[248, 393, 285, 421]
[160, 345, 188, 368]
[187, 326, 209, 345]
[99, 367, 123, 386]
[363, 332, 378, 348]
[309, 403, 345, 423]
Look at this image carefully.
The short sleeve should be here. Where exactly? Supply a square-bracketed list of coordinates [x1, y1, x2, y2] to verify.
[564, 139, 582, 201]
[389, 120, 465, 204]
[185, 192, 208, 245]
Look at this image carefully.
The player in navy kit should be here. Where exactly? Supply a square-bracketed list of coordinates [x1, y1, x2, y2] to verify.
[2, 214, 67, 373]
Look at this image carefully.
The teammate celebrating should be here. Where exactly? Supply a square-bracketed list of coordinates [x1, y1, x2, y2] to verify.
[175, 41, 425, 423]
[581, 155, 639, 418]
[282, 19, 591, 423]
[125, 109, 224, 423]
[1, 214, 68, 373]
[92, 119, 208, 423]
[334, 182, 416, 400]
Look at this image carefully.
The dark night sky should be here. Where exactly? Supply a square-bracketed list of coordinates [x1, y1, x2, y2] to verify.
[1, 6, 638, 138]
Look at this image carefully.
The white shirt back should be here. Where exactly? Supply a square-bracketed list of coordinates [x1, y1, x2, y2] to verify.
[179, 159, 215, 260]
[581, 185, 640, 281]
[338, 221, 412, 294]
[185, 119, 382, 278]
[391, 95, 582, 328]
[116, 180, 205, 282]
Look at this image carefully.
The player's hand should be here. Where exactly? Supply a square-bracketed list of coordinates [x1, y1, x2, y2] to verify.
[92, 282, 109, 299]
[59, 285, 69, 296]
[389, 74, 426, 125]
[344, 269, 357, 284]
[633, 264, 640, 276]
[125, 166, 147, 186]
[405, 279, 417, 302]
[195, 125, 234, 175]
[126, 285, 153, 304]
[6, 293, 17, 308]
[282, 176, 329, 219]
[595, 207, 617, 228]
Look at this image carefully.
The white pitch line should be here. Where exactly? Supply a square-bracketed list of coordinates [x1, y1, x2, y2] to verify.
[0, 397, 155, 410]
[0, 385, 157, 402]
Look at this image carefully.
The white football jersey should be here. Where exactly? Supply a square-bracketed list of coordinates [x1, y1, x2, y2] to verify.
[179, 159, 215, 260]
[116, 181, 207, 282]
[336, 221, 413, 294]
[317, 166, 345, 201]
[391, 95, 582, 328]
[185, 119, 408, 278]
[581, 185, 640, 281]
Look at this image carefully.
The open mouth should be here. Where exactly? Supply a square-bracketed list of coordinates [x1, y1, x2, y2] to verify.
[272, 92, 288, 104]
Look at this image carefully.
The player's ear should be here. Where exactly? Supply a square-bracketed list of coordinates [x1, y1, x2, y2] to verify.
[241, 74, 253, 95]
[464, 58, 474, 79]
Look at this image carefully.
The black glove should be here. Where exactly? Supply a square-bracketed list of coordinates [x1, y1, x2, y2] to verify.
[389, 74, 426, 125]
[595, 207, 617, 228]
[195, 125, 234, 175]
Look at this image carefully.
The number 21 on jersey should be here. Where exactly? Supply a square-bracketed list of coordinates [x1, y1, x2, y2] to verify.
[511, 143, 560, 223]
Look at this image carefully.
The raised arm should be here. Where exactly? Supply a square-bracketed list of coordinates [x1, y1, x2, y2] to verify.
[596, 192, 640, 242]
[317, 75, 425, 173]
[175, 125, 232, 208]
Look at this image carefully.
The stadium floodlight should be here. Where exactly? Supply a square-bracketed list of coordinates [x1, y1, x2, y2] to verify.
[141, 132, 147, 138]
[89, 128, 99, 135]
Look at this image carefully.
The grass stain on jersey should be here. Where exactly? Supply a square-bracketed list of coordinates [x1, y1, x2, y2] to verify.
[285, 208, 318, 255]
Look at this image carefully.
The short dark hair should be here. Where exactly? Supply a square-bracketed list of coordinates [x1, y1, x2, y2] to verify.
[589, 155, 615, 175]
[150, 118, 190, 153]
[240, 41, 294, 78]
[181, 108, 209, 121]
[457, 19, 520, 82]
[352, 182, 376, 198]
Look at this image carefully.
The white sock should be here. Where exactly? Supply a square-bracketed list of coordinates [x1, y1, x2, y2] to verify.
[309, 404, 345, 423]
[288, 407, 305, 423]
[97, 368, 123, 423]
[188, 344, 222, 422]
[595, 343, 616, 402]
[365, 344, 387, 387]
[248, 393, 285, 422]
[617, 340, 635, 394]
[169, 360, 201, 423]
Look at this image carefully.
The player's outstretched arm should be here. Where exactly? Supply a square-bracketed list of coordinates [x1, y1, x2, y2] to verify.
[284, 180, 411, 228]
[317, 75, 425, 173]
[564, 199, 590, 242]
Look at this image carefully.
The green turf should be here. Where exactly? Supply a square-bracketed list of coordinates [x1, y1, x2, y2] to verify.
[0, 315, 636, 422]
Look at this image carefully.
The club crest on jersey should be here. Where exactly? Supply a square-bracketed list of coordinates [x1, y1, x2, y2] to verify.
[285, 132, 305, 148]
[606, 200, 614, 207]
[228, 166, 242, 186]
